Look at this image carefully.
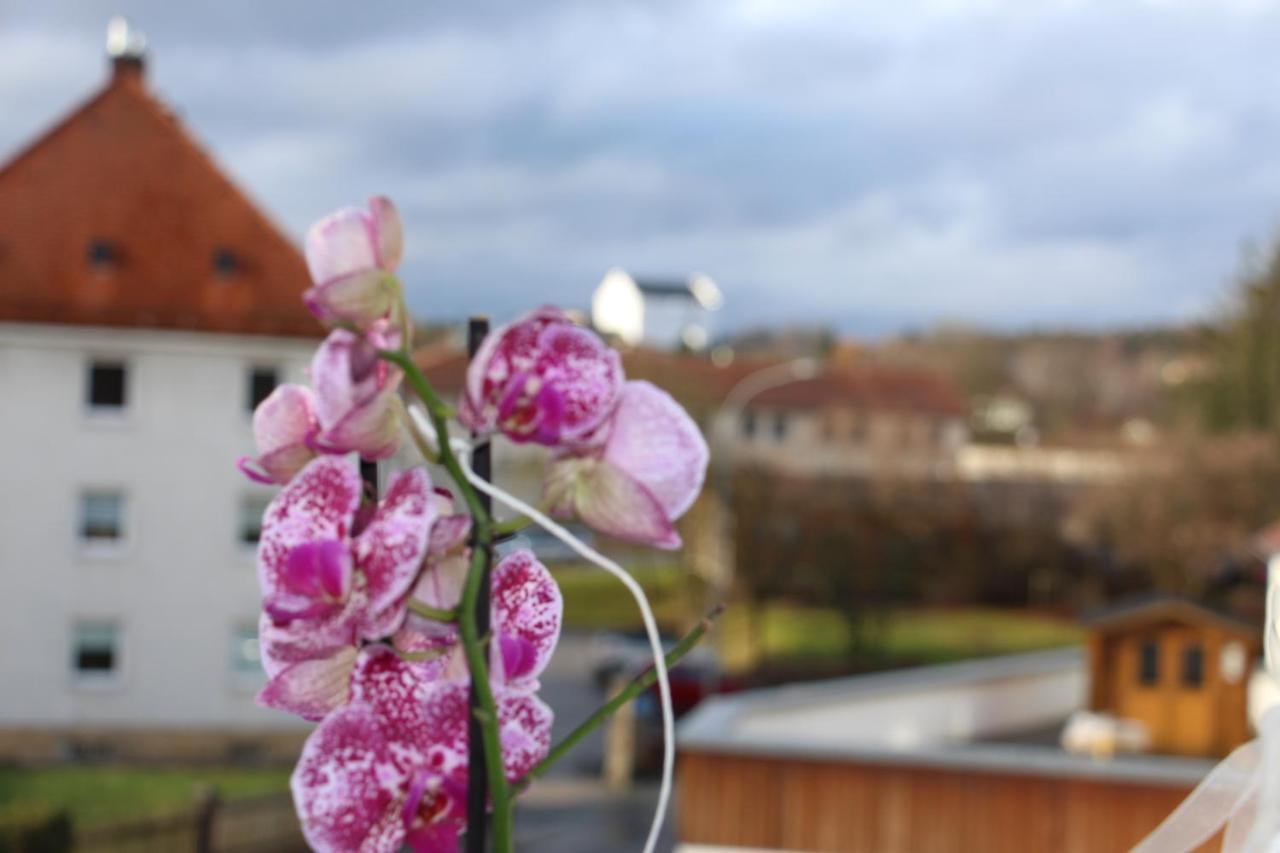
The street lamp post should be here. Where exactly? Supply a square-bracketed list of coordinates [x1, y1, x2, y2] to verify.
[702, 357, 819, 596]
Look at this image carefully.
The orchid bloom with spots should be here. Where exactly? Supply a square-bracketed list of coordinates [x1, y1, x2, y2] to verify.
[255, 456, 435, 720]
[460, 306, 623, 446]
[308, 320, 404, 460]
[292, 646, 552, 853]
[399, 548, 564, 691]
[237, 384, 319, 485]
[304, 196, 404, 329]
[544, 380, 709, 549]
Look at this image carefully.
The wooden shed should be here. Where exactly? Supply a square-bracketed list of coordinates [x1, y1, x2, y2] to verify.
[1084, 597, 1259, 758]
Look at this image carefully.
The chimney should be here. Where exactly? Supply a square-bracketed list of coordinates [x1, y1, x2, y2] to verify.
[106, 17, 146, 82]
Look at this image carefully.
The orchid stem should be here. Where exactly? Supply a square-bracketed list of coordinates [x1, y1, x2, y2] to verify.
[378, 344, 514, 853]
[406, 600, 459, 623]
[519, 605, 724, 787]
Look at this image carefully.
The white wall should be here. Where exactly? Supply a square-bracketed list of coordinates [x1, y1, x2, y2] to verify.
[0, 323, 314, 730]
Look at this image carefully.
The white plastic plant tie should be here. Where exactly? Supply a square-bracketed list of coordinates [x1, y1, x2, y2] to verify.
[449, 437, 674, 853]
[1129, 736, 1261, 853]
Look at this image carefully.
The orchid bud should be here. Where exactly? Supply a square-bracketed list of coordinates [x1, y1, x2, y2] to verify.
[303, 197, 404, 329]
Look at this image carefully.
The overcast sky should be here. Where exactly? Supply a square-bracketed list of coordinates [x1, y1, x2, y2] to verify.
[3, 0, 1279, 335]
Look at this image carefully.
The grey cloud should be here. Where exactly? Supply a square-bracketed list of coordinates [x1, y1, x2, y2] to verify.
[5, 0, 1280, 334]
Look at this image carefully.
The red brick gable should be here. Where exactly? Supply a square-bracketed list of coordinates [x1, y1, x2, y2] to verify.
[0, 59, 319, 338]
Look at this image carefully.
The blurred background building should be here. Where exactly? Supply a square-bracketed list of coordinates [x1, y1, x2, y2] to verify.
[0, 26, 315, 763]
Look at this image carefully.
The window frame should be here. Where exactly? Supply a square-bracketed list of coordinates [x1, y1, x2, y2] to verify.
[71, 620, 123, 687]
[78, 488, 129, 557]
[85, 358, 130, 417]
[238, 493, 272, 550]
[1182, 642, 1205, 688]
[229, 620, 264, 685]
[1138, 637, 1160, 687]
[246, 365, 280, 414]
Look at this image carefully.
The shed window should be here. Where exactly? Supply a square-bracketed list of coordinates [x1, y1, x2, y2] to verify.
[1182, 644, 1204, 688]
[1138, 639, 1160, 686]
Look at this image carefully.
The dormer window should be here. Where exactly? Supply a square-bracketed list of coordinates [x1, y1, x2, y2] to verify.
[213, 247, 239, 278]
[87, 239, 117, 271]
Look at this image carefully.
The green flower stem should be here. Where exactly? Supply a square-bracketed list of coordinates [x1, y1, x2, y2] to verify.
[378, 346, 513, 853]
[519, 605, 725, 788]
[406, 599, 459, 623]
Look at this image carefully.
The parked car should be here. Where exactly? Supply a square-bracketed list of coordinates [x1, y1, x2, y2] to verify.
[589, 628, 741, 773]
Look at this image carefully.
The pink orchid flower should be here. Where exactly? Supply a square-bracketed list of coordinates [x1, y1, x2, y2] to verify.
[255, 456, 435, 720]
[461, 307, 623, 446]
[544, 380, 708, 550]
[237, 384, 319, 485]
[400, 548, 563, 691]
[304, 197, 404, 329]
[292, 646, 552, 853]
[309, 321, 404, 460]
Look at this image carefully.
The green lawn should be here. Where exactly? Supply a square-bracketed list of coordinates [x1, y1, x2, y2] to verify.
[0, 766, 290, 829]
[549, 563, 1083, 673]
[718, 604, 1083, 672]
[550, 562, 693, 630]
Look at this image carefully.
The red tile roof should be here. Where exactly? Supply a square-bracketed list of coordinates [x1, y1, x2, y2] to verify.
[414, 343, 968, 417]
[0, 58, 318, 338]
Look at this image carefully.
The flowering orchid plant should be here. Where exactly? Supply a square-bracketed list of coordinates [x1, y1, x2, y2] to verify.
[239, 197, 712, 852]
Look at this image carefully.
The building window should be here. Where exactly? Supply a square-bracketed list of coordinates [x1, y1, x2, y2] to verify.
[87, 361, 128, 410]
[741, 410, 757, 439]
[1138, 639, 1160, 686]
[247, 367, 278, 412]
[73, 622, 119, 677]
[239, 495, 271, 546]
[81, 491, 125, 543]
[230, 623, 261, 676]
[1182, 644, 1204, 688]
[773, 412, 788, 441]
[213, 247, 239, 278]
[87, 239, 117, 271]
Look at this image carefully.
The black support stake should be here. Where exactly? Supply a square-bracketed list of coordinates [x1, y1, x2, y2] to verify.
[465, 316, 493, 853]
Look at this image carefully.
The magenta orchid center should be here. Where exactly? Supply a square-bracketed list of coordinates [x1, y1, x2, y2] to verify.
[265, 539, 352, 624]
[498, 633, 540, 683]
[497, 372, 567, 444]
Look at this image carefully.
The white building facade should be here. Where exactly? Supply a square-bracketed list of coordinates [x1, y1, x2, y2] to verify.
[0, 325, 314, 759]
[592, 267, 722, 351]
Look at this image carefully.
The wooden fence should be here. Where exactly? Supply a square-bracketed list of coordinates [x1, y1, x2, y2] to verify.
[75, 791, 306, 853]
[678, 750, 1217, 853]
